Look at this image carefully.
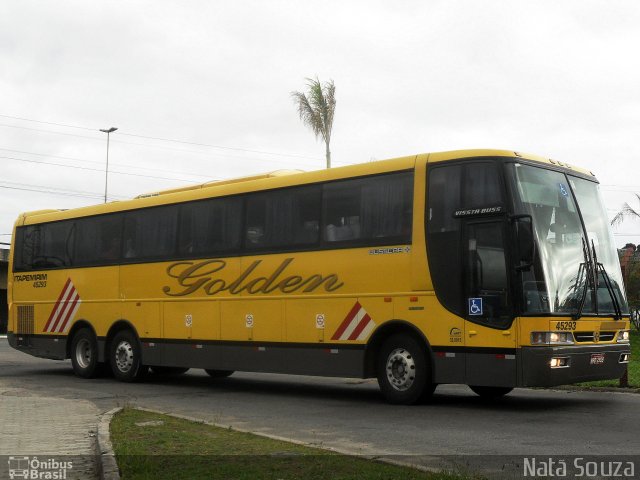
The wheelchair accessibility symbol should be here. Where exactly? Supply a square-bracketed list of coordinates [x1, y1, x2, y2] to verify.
[468, 298, 483, 316]
[559, 183, 569, 197]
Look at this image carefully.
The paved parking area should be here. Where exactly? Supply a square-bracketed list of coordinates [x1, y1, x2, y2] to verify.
[2, 338, 640, 479]
[0, 385, 99, 479]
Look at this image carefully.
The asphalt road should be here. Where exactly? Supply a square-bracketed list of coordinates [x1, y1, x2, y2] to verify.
[1, 340, 638, 477]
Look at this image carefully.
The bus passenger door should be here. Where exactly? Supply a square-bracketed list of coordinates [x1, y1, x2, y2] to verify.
[463, 220, 517, 387]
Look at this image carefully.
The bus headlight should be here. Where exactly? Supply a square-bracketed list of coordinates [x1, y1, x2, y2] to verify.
[531, 331, 575, 345]
[617, 330, 630, 343]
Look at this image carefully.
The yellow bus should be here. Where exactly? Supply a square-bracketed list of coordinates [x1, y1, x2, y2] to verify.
[7, 149, 631, 404]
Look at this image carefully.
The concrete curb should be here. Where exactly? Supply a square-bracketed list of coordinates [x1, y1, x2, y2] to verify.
[97, 407, 122, 480]
[548, 385, 640, 394]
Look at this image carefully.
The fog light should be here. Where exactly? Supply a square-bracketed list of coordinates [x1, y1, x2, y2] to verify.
[619, 353, 630, 364]
[550, 357, 569, 368]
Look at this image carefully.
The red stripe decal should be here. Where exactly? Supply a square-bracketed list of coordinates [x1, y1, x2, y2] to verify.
[347, 313, 371, 341]
[49, 282, 76, 332]
[331, 301, 361, 340]
[55, 292, 80, 333]
[43, 278, 71, 332]
[49, 284, 76, 333]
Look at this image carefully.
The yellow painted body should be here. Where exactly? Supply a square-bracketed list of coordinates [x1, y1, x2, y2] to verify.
[8, 149, 629, 360]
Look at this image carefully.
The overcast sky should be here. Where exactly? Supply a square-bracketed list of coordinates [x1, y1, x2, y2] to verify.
[1, 0, 639, 248]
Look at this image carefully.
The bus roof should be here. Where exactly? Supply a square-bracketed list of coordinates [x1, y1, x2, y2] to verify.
[134, 169, 307, 198]
[17, 149, 595, 226]
[426, 148, 594, 177]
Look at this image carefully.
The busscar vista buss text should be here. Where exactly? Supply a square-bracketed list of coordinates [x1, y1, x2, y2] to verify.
[7, 149, 631, 404]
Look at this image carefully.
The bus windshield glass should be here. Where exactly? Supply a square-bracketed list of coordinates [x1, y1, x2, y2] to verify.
[508, 163, 628, 316]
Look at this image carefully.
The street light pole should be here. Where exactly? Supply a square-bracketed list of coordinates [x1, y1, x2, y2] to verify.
[100, 127, 118, 203]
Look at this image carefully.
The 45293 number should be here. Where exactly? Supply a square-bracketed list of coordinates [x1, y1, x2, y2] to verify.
[555, 321, 576, 331]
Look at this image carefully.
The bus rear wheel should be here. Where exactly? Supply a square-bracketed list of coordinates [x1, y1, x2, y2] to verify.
[469, 386, 513, 398]
[376, 333, 435, 405]
[205, 369, 234, 378]
[110, 330, 148, 382]
[70, 328, 99, 378]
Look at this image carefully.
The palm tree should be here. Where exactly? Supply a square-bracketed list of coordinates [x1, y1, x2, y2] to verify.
[610, 193, 640, 386]
[291, 77, 336, 168]
[611, 193, 640, 227]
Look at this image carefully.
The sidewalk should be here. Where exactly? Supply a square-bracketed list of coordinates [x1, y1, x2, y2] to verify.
[0, 386, 100, 479]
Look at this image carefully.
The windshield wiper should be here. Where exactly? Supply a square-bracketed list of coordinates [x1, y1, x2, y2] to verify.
[591, 240, 623, 320]
[573, 237, 591, 321]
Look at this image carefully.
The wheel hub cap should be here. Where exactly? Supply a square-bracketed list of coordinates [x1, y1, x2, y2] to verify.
[75, 339, 92, 369]
[115, 340, 134, 373]
[386, 348, 416, 391]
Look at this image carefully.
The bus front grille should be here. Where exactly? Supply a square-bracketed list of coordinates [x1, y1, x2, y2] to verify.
[574, 331, 616, 343]
[16, 305, 35, 334]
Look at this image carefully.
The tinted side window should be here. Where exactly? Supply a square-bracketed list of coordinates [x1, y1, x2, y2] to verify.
[12, 171, 416, 271]
[463, 163, 502, 207]
[245, 185, 321, 250]
[43, 221, 75, 268]
[179, 197, 242, 256]
[427, 165, 463, 314]
[14, 226, 35, 271]
[74, 214, 122, 265]
[123, 205, 179, 260]
[14, 221, 76, 271]
[323, 172, 413, 244]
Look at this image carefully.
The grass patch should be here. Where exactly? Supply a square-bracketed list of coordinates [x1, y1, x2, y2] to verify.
[111, 408, 477, 480]
[577, 329, 639, 388]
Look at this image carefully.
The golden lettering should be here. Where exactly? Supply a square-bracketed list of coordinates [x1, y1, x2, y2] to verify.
[163, 258, 344, 297]
[163, 260, 227, 296]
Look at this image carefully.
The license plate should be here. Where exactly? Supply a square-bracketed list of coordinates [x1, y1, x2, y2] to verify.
[590, 353, 605, 365]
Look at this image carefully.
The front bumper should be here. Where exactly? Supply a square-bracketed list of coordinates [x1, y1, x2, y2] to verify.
[520, 343, 630, 387]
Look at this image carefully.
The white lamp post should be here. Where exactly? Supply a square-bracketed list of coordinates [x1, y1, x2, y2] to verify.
[100, 127, 118, 203]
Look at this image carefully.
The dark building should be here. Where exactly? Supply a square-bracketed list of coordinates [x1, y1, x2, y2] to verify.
[1, 248, 8, 333]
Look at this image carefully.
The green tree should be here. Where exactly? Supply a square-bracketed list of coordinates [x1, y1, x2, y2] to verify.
[628, 259, 640, 306]
[626, 253, 640, 330]
[291, 77, 336, 169]
[618, 245, 640, 331]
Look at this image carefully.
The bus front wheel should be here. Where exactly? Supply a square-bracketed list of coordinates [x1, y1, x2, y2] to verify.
[70, 328, 99, 378]
[110, 330, 148, 382]
[376, 333, 435, 405]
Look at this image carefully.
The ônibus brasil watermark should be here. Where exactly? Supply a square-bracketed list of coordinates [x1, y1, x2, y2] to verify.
[524, 457, 635, 478]
[7, 456, 72, 479]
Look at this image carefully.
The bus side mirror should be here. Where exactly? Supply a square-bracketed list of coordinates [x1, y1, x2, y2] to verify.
[512, 214, 534, 272]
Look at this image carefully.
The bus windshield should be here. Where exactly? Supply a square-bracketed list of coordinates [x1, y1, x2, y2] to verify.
[508, 163, 628, 317]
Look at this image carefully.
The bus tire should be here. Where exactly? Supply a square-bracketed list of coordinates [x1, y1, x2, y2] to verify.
[377, 333, 435, 405]
[70, 328, 99, 378]
[110, 330, 148, 382]
[469, 386, 513, 398]
[204, 369, 234, 378]
[150, 366, 190, 375]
